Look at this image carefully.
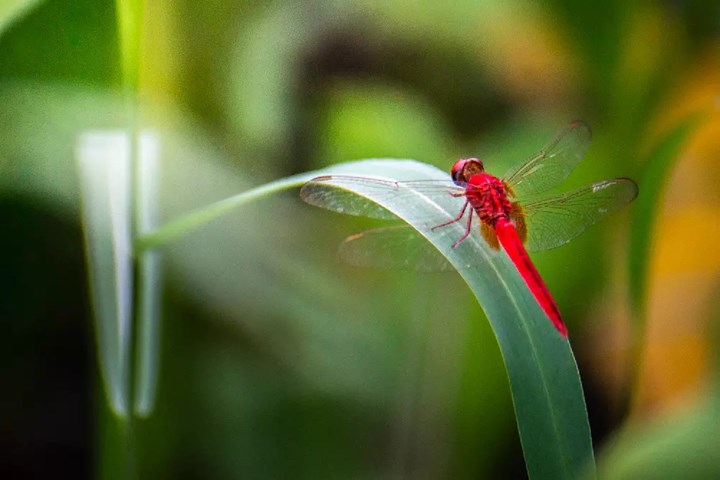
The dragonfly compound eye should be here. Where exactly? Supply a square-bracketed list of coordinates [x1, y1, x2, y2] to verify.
[451, 158, 484, 185]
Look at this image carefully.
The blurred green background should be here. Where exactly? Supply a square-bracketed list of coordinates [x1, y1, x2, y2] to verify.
[1, 0, 719, 478]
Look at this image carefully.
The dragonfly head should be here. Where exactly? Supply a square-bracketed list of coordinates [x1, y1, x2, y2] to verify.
[451, 158, 485, 186]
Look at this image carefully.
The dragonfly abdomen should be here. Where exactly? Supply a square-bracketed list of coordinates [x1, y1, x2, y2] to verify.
[494, 218, 568, 337]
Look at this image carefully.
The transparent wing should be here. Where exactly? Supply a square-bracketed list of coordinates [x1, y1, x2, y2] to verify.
[338, 226, 457, 271]
[503, 120, 592, 197]
[300, 175, 463, 221]
[302, 175, 487, 270]
[521, 177, 639, 251]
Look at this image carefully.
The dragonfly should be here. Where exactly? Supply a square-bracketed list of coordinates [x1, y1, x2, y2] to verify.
[300, 121, 638, 337]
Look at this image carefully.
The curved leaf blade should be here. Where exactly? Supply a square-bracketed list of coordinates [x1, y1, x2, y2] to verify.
[301, 159, 595, 479]
[138, 157, 595, 478]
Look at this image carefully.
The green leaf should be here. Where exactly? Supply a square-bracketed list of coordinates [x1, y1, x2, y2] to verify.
[297, 159, 595, 479]
[138, 157, 595, 478]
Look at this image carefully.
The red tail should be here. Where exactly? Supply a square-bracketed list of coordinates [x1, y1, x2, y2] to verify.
[494, 218, 568, 337]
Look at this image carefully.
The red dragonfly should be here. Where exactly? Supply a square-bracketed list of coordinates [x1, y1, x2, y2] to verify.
[300, 121, 638, 337]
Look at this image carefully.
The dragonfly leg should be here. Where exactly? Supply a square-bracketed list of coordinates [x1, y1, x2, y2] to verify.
[431, 199, 469, 230]
[451, 209, 474, 248]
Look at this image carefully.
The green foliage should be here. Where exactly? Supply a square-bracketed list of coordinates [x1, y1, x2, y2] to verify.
[599, 396, 720, 479]
[2, 0, 719, 478]
[629, 115, 704, 320]
[140, 155, 596, 478]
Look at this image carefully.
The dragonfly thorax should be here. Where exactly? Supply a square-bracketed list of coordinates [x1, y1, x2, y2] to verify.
[465, 172, 514, 225]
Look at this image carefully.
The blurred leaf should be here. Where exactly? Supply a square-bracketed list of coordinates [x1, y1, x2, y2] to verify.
[139, 159, 431, 250]
[315, 82, 450, 168]
[75, 129, 164, 419]
[0, 0, 43, 36]
[624, 114, 704, 420]
[545, 0, 632, 107]
[0, 1, 118, 86]
[598, 397, 720, 479]
[299, 159, 595, 479]
[133, 132, 161, 416]
[115, 0, 144, 89]
[599, 293, 720, 478]
[76, 131, 134, 417]
[629, 115, 703, 319]
[225, 2, 312, 159]
[0, 81, 403, 411]
[137, 172, 312, 250]
[116, 0, 153, 417]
